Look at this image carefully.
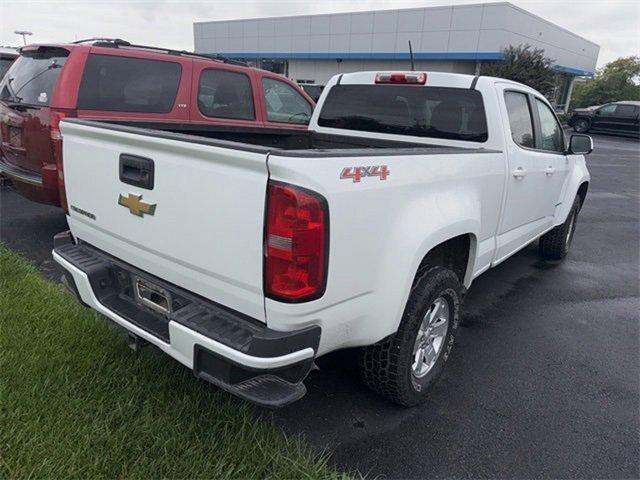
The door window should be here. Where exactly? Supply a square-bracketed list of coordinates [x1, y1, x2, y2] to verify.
[535, 98, 564, 153]
[504, 91, 534, 148]
[262, 78, 312, 125]
[598, 104, 617, 116]
[198, 69, 255, 120]
[615, 105, 638, 117]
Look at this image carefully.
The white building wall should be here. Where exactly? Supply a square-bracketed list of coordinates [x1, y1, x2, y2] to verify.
[194, 2, 600, 76]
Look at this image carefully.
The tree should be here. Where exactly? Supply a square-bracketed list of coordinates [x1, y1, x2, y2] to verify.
[570, 56, 640, 108]
[480, 44, 557, 98]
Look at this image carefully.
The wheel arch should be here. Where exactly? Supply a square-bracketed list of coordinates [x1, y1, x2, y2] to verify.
[382, 227, 478, 352]
[412, 233, 477, 289]
[572, 115, 592, 129]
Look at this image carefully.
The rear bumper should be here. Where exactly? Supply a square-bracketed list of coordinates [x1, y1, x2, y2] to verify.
[0, 156, 60, 206]
[52, 232, 319, 407]
[0, 155, 42, 185]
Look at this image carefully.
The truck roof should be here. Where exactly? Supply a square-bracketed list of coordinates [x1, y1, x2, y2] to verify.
[333, 70, 536, 93]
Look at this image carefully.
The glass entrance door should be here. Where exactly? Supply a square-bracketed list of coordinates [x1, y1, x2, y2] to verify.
[259, 59, 288, 76]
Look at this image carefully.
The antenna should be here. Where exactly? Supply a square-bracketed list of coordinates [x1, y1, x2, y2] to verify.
[14, 30, 33, 46]
[408, 40, 415, 71]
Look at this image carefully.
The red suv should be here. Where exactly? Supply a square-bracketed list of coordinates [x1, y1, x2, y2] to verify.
[0, 39, 314, 207]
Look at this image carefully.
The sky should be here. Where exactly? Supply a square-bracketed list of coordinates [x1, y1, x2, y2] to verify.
[1, 0, 638, 68]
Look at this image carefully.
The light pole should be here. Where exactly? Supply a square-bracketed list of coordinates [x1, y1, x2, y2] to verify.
[14, 30, 33, 46]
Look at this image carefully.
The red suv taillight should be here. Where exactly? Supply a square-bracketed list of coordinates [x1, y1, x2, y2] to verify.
[264, 181, 329, 302]
[50, 109, 75, 212]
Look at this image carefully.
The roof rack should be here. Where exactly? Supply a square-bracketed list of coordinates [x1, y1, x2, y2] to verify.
[72, 38, 248, 66]
[196, 53, 249, 67]
[73, 38, 130, 46]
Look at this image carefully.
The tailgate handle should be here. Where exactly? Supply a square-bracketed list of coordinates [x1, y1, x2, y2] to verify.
[119, 154, 154, 190]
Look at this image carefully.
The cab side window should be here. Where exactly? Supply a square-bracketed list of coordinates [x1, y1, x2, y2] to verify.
[262, 78, 312, 125]
[198, 69, 255, 120]
[535, 98, 564, 153]
[615, 105, 638, 117]
[599, 104, 617, 116]
[504, 91, 535, 148]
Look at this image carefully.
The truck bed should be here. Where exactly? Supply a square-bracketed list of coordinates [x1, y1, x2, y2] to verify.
[68, 119, 495, 157]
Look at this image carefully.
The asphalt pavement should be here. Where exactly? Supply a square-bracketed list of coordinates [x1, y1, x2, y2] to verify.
[1, 132, 638, 479]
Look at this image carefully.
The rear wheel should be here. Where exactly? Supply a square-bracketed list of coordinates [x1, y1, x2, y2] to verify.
[539, 196, 581, 260]
[360, 266, 462, 406]
[573, 118, 590, 133]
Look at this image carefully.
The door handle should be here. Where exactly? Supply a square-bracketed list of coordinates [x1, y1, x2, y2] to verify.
[119, 154, 155, 190]
[512, 167, 527, 179]
[545, 166, 556, 176]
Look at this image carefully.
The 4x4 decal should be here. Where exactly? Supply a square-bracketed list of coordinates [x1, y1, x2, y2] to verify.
[340, 165, 390, 183]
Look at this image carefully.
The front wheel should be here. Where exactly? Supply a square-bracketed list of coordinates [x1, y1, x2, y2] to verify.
[539, 196, 581, 260]
[359, 266, 462, 406]
[573, 118, 590, 133]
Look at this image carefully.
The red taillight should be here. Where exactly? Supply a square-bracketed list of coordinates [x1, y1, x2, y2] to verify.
[264, 181, 328, 302]
[375, 72, 427, 85]
[50, 110, 67, 141]
[50, 109, 74, 212]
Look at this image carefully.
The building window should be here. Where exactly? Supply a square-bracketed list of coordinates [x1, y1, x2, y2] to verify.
[259, 59, 288, 76]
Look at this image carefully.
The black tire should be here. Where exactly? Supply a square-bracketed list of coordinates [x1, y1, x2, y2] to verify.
[359, 266, 462, 406]
[573, 118, 590, 133]
[539, 196, 581, 260]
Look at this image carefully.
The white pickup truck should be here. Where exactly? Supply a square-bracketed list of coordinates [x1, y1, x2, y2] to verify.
[53, 71, 592, 407]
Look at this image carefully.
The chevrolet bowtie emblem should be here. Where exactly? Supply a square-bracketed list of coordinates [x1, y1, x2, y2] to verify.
[118, 193, 156, 217]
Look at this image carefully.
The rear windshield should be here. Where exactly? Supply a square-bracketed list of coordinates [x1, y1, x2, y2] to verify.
[0, 48, 69, 106]
[318, 85, 488, 142]
[77, 54, 181, 113]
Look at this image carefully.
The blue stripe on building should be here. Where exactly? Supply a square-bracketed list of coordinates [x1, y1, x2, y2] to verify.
[217, 51, 505, 61]
[214, 51, 594, 75]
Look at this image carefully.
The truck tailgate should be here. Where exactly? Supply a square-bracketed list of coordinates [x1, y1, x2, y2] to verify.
[60, 120, 269, 322]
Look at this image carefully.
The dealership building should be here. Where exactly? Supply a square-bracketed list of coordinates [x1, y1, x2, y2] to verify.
[193, 2, 599, 111]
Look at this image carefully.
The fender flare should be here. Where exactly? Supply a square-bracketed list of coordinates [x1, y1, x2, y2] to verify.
[386, 221, 480, 334]
[410, 223, 479, 286]
[555, 161, 590, 226]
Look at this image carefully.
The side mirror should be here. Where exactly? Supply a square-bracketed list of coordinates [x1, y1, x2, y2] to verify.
[568, 134, 593, 155]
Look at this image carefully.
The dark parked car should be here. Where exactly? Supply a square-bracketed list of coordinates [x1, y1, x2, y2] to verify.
[569, 101, 640, 137]
[0, 47, 19, 80]
[300, 84, 324, 102]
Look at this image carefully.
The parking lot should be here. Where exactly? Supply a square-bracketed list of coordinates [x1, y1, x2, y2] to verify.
[1, 132, 638, 478]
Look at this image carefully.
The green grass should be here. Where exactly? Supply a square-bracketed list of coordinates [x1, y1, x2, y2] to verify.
[0, 245, 346, 479]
